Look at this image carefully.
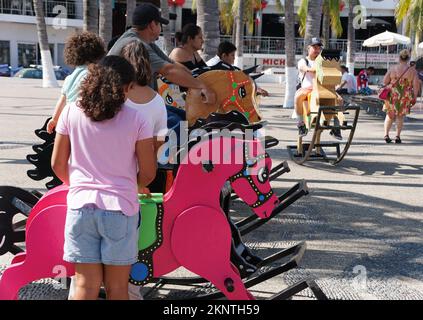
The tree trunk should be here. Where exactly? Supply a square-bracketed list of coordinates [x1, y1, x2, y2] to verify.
[284, 0, 297, 109]
[33, 0, 58, 88]
[413, 32, 420, 60]
[126, 0, 136, 28]
[83, 0, 98, 33]
[346, 0, 356, 73]
[197, 0, 220, 62]
[304, 0, 323, 54]
[234, 2, 244, 68]
[160, 0, 173, 55]
[99, 0, 113, 45]
[321, 4, 330, 47]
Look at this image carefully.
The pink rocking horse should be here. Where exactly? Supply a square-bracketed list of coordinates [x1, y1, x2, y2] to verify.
[0, 134, 278, 300]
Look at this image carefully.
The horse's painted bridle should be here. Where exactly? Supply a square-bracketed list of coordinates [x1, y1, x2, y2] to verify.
[228, 142, 273, 209]
[221, 72, 257, 120]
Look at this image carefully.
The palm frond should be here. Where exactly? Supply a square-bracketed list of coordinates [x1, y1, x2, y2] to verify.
[298, 0, 309, 37]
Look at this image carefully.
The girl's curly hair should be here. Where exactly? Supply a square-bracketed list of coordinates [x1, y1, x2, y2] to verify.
[64, 31, 106, 66]
[78, 56, 135, 122]
[121, 40, 152, 86]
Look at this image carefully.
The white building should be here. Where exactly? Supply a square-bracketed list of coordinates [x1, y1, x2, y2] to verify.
[0, 0, 408, 71]
[0, 0, 83, 69]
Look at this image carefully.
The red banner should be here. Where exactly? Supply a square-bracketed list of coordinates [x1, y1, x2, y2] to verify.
[168, 0, 185, 6]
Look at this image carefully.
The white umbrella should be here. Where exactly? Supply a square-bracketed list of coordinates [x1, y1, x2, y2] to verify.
[363, 31, 411, 69]
[362, 31, 411, 47]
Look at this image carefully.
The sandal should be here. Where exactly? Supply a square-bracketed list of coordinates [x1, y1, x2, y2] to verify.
[395, 136, 402, 144]
[384, 135, 392, 143]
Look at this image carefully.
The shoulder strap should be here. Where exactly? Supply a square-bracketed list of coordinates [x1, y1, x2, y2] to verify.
[392, 66, 412, 86]
[300, 57, 309, 84]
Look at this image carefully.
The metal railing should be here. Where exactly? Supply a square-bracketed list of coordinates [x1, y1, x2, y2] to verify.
[220, 35, 408, 55]
[0, 0, 82, 20]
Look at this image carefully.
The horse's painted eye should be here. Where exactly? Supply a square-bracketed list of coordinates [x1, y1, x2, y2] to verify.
[238, 86, 247, 98]
[165, 94, 174, 105]
[257, 167, 269, 183]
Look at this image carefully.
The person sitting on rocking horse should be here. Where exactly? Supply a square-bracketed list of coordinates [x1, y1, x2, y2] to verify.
[294, 38, 322, 137]
[294, 38, 342, 140]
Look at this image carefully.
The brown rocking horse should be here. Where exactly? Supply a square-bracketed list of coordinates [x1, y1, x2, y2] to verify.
[157, 64, 263, 126]
[287, 49, 361, 165]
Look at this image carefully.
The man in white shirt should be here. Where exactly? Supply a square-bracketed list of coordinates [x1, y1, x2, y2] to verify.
[294, 38, 322, 137]
[336, 65, 357, 94]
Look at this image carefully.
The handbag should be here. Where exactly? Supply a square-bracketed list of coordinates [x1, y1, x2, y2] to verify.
[378, 86, 391, 100]
[378, 66, 411, 100]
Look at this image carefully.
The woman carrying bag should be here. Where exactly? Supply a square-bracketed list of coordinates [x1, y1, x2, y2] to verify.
[381, 49, 420, 144]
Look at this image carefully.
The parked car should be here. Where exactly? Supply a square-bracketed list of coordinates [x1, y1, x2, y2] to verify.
[0, 64, 11, 77]
[14, 66, 69, 80]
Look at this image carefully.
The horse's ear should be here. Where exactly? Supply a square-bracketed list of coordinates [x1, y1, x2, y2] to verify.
[243, 65, 260, 75]
[250, 73, 264, 81]
[202, 160, 214, 173]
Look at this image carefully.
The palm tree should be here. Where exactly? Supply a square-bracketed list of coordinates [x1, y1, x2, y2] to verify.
[321, 0, 343, 47]
[126, 0, 137, 28]
[33, 0, 58, 88]
[220, 1, 282, 68]
[284, 0, 296, 109]
[234, 1, 244, 68]
[83, 0, 99, 33]
[298, 0, 323, 53]
[99, 0, 113, 45]
[395, 0, 423, 58]
[219, 1, 282, 35]
[160, 0, 173, 55]
[346, 0, 357, 73]
[196, 0, 220, 61]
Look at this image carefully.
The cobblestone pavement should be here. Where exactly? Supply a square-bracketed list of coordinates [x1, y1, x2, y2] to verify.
[0, 78, 422, 300]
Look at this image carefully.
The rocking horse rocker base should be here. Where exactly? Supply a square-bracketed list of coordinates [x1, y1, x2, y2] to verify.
[287, 105, 360, 165]
[144, 240, 327, 300]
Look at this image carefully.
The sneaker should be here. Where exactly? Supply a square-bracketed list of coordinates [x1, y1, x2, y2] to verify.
[298, 123, 308, 137]
[330, 129, 343, 140]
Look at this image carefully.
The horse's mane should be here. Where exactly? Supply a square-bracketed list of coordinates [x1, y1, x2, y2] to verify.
[320, 49, 342, 62]
[190, 110, 265, 132]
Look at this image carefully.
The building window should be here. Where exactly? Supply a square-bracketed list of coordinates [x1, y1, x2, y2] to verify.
[18, 43, 55, 67]
[0, 41, 11, 65]
[18, 43, 37, 67]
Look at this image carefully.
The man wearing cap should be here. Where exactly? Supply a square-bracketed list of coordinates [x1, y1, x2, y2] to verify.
[108, 3, 216, 103]
[294, 37, 322, 137]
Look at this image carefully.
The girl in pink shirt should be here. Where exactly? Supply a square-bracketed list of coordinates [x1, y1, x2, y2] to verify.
[52, 56, 157, 300]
